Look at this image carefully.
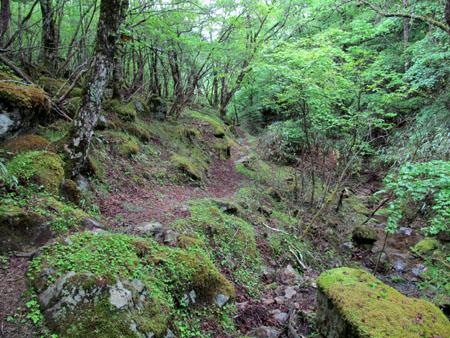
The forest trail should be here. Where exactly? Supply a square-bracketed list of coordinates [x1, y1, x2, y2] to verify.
[97, 129, 251, 227]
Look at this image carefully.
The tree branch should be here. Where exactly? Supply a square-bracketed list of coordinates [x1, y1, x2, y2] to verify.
[358, 0, 450, 36]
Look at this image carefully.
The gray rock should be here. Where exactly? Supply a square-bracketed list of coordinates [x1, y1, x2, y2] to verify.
[131, 279, 145, 293]
[165, 328, 175, 338]
[247, 326, 282, 338]
[396, 227, 413, 236]
[147, 94, 168, 121]
[214, 293, 230, 307]
[273, 311, 288, 323]
[96, 115, 108, 130]
[126, 222, 163, 235]
[284, 286, 297, 300]
[81, 218, 106, 229]
[74, 174, 90, 193]
[39, 271, 76, 308]
[109, 280, 133, 309]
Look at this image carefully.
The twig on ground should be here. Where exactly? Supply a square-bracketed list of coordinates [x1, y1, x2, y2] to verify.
[260, 222, 289, 235]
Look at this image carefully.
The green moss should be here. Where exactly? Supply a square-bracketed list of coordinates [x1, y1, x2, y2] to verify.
[345, 196, 369, 215]
[38, 77, 82, 99]
[30, 232, 234, 336]
[0, 82, 50, 112]
[124, 123, 151, 143]
[352, 225, 378, 246]
[65, 96, 82, 116]
[59, 178, 83, 205]
[0, 135, 53, 157]
[106, 99, 137, 122]
[170, 155, 203, 180]
[235, 154, 272, 184]
[213, 137, 232, 160]
[412, 238, 440, 256]
[171, 200, 261, 294]
[37, 120, 71, 142]
[317, 267, 450, 338]
[119, 137, 139, 157]
[6, 151, 64, 193]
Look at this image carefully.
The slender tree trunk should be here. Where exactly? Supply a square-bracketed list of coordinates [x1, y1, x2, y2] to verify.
[0, 0, 11, 46]
[445, 0, 450, 27]
[65, 0, 129, 177]
[403, 0, 411, 70]
[40, 0, 59, 72]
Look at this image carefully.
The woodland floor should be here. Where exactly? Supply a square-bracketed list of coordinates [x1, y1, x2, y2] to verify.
[0, 127, 438, 338]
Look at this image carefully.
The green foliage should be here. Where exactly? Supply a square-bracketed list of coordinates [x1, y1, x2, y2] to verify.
[384, 161, 450, 235]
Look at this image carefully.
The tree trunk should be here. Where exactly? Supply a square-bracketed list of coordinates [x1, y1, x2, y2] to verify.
[403, 0, 411, 70]
[445, 0, 450, 27]
[40, 0, 59, 72]
[65, 0, 129, 177]
[0, 0, 11, 46]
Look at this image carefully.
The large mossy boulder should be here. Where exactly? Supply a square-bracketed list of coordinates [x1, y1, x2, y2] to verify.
[0, 134, 53, 158]
[6, 151, 65, 193]
[0, 82, 50, 142]
[31, 231, 234, 338]
[0, 203, 51, 253]
[316, 267, 450, 338]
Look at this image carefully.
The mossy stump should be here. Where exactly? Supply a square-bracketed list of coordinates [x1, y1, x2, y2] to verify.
[316, 267, 450, 338]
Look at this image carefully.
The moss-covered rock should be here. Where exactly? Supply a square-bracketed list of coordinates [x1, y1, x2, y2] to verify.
[316, 267, 450, 338]
[119, 137, 139, 157]
[412, 238, 440, 256]
[0, 135, 53, 158]
[213, 137, 232, 160]
[0, 203, 51, 253]
[106, 99, 137, 122]
[171, 200, 261, 292]
[170, 155, 203, 180]
[124, 123, 151, 143]
[59, 178, 83, 205]
[6, 151, 65, 193]
[147, 94, 168, 121]
[38, 76, 82, 99]
[351, 225, 378, 247]
[0, 82, 50, 142]
[30, 232, 234, 337]
[132, 96, 150, 116]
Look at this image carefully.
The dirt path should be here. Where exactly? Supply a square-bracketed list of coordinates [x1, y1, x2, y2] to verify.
[98, 130, 251, 226]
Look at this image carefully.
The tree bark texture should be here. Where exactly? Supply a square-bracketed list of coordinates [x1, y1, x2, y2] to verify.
[445, 0, 450, 27]
[65, 0, 129, 177]
[40, 0, 59, 72]
[0, 0, 11, 45]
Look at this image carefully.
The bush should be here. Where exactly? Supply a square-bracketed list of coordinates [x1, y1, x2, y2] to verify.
[384, 160, 450, 235]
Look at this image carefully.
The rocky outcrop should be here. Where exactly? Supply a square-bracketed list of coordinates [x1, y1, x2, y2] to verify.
[0, 83, 50, 142]
[147, 94, 168, 121]
[316, 267, 450, 338]
[0, 204, 51, 253]
[31, 231, 235, 337]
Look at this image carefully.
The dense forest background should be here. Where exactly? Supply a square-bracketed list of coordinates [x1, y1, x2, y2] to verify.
[3, 0, 450, 170]
[0, 0, 449, 337]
